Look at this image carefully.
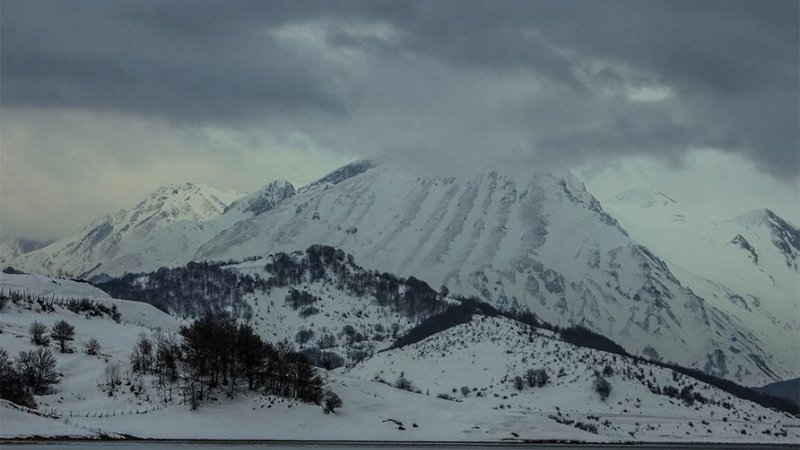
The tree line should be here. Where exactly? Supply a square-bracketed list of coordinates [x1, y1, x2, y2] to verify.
[265, 245, 447, 321]
[97, 262, 262, 319]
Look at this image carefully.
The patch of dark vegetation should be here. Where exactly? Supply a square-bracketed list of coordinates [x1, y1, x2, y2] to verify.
[387, 298, 501, 350]
[97, 262, 261, 319]
[265, 245, 447, 320]
[0, 289, 121, 322]
[130, 315, 338, 412]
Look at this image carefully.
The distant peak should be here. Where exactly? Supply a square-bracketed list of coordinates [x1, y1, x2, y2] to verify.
[306, 160, 375, 188]
[730, 208, 773, 227]
[605, 189, 677, 208]
[226, 179, 296, 216]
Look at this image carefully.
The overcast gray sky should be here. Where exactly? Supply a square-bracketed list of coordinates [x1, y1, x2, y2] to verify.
[1, 0, 798, 240]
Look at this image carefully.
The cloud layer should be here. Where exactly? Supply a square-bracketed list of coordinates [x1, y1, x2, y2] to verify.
[1, 0, 798, 238]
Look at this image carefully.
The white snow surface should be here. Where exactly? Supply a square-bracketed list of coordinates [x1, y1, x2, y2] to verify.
[1, 273, 799, 443]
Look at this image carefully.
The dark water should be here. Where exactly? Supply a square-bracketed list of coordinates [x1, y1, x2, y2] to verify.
[0, 442, 797, 450]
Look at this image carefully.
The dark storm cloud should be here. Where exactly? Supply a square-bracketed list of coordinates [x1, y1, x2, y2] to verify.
[1, 0, 797, 176]
[0, 0, 346, 122]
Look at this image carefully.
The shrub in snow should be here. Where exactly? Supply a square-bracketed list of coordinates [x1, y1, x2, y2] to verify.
[395, 376, 415, 392]
[593, 376, 612, 401]
[295, 328, 315, 345]
[526, 368, 550, 387]
[322, 391, 343, 414]
[29, 321, 49, 346]
[84, 337, 102, 356]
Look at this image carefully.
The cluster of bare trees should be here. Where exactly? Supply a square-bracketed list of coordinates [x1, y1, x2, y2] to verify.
[129, 316, 341, 412]
[0, 348, 58, 408]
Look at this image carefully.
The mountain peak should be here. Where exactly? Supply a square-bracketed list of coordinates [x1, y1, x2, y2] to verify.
[133, 182, 245, 223]
[226, 179, 296, 216]
[731, 208, 800, 270]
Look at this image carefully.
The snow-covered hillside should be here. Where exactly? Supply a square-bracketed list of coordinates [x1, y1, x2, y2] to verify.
[98, 245, 456, 367]
[1, 273, 797, 443]
[604, 190, 800, 383]
[350, 315, 798, 442]
[10, 183, 245, 278]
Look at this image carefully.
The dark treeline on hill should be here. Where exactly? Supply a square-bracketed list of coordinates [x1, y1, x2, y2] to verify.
[387, 298, 502, 350]
[97, 245, 446, 321]
[132, 315, 335, 411]
[557, 325, 628, 356]
[97, 262, 263, 319]
[265, 245, 446, 320]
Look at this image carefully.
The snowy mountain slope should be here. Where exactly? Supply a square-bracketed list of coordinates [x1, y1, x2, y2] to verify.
[224, 179, 296, 216]
[2, 273, 798, 443]
[10, 183, 246, 278]
[604, 190, 798, 320]
[0, 238, 49, 267]
[191, 161, 786, 385]
[603, 190, 800, 381]
[349, 314, 800, 443]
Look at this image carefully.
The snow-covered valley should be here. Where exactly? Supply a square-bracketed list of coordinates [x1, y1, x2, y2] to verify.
[1, 267, 798, 443]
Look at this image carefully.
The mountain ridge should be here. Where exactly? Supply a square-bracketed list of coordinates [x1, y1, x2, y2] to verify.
[6, 160, 796, 386]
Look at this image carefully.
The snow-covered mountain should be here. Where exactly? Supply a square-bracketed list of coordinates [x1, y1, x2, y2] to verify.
[10, 182, 246, 278]
[603, 190, 800, 384]
[0, 238, 49, 267]
[6, 161, 796, 386]
[190, 160, 787, 386]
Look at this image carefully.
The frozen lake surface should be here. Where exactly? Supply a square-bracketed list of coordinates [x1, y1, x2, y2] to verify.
[2, 442, 798, 450]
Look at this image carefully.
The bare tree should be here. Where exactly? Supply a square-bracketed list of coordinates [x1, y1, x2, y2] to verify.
[105, 362, 121, 391]
[29, 321, 49, 346]
[16, 348, 58, 394]
[51, 320, 75, 353]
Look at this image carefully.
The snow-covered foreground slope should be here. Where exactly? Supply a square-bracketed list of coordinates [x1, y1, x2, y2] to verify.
[10, 183, 246, 278]
[1, 273, 798, 443]
[350, 315, 799, 443]
[604, 190, 800, 381]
